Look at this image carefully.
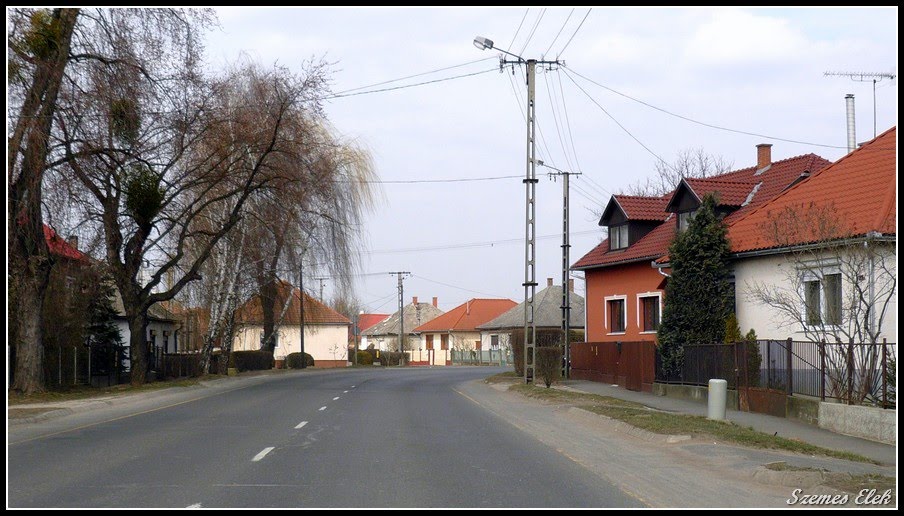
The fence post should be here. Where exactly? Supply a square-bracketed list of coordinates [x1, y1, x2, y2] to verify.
[819, 340, 826, 402]
[766, 340, 771, 388]
[881, 338, 887, 409]
[73, 346, 78, 385]
[786, 338, 793, 395]
[846, 338, 854, 405]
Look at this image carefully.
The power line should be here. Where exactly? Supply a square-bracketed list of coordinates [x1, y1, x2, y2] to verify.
[342, 175, 522, 184]
[558, 8, 592, 57]
[544, 69, 576, 173]
[411, 274, 508, 300]
[562, 68, 674, 170]
[566, 66, 848, 150]
[508, 8, 531, 50]
[333, 57, 497, 95]
[555, 69, 583, 175]
[543, 8, 575, 57]
[367, 229, 601, 255]
[322, 68, 498, 100]
[519, 8, 547, 55]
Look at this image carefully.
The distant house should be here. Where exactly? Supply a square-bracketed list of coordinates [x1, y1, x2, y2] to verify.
[573, 144, 832, 344]
[477, 279, 585, 354]
[354, 313, 391, 351]
[111, 291, 180, 354]
[412, 298, 517, 366]
[361, 296, 444, 356]
[729, 127, 897, 343]
[232, 281, 351, 368]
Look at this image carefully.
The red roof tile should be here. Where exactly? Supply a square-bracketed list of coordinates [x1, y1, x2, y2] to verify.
[728, 127, 896, 253]
[413, 298, 517, 332]
[44, 225, 88, 262]
[358, 313, 390, 332]
[612, 195, 670, 221]
[235, 280, 351, 326]
[572, 153, 831, 270]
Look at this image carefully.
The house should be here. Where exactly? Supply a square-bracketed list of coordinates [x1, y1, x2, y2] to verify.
[412, 298, 517, 366]
[573, 144, 832, 344]
[232, 281, 351, 367]
[111, 291, 180, 355]
[729, 127, 896, 343]
[476, 278, 585, 356]
[355, 313, 391, 351]
[361, 297, 445, 357]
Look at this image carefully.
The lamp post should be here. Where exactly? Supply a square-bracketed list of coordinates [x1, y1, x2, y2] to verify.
[474, 36, 561, 384]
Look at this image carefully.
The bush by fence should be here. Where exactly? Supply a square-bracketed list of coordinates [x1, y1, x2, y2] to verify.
[355, 350, 374, 365]
[536, 346, 563, 388]
[231, 351, 273, 372]
[379, 351, 407, 366]
[511, 328, 565, 377]
[286, 352, 314, 369]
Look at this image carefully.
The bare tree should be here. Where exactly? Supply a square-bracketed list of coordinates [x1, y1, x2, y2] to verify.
[745, 203, 896, 403]
[622, 147, 733, 197]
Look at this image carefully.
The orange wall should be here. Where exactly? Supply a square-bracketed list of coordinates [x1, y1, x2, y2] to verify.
[584, 262, 665, 343]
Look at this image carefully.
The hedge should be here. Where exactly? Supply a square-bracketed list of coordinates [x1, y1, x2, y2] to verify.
[231, 350, 273, 372]
[511, 328, 565, 377]
[379, 351, 407, 366]
[286, 352, 315, 369]
[355, 350, 374, 365]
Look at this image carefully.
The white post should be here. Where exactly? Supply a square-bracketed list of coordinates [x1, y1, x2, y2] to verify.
[708, 379, 728, 420]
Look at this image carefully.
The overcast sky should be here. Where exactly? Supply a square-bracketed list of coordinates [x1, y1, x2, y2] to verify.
[206, 7, 898, 314]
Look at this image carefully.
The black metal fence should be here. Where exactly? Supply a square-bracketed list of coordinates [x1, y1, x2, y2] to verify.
[655, 338, 895, 409]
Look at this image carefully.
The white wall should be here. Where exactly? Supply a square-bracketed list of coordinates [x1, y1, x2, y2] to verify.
[734, 248, 897, 343]
[115, 319, 179, 352]
[234, 324, 349, 363]
[480, 331, 511, 353]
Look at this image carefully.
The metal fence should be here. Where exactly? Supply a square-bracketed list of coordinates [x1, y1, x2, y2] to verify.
[450, 349, 512, 366]
[655, 339, 896, 409]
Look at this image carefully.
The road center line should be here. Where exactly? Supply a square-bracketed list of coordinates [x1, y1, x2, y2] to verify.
[332, 396, 340, 401]
[319, 406, 327, 411]
[187, 503, 202, 508]
[252, 447, 275, 462]
[343, 390, 348, 393]
[294, 421, 308, 429]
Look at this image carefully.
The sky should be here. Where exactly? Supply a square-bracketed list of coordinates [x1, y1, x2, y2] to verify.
[205, 7, 898, 315]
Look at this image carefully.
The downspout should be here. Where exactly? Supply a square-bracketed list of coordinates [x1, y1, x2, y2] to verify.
[652, 260, 671, 278]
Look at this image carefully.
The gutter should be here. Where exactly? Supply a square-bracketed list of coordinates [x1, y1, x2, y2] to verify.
[731, 233, 895, 260]
[652, 260, 671, 278]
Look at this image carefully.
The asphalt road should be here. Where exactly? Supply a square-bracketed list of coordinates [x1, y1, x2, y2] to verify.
[7, 367, 641, 508]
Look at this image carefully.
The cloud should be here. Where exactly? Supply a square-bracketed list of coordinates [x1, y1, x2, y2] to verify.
[684, 9, 808, 65]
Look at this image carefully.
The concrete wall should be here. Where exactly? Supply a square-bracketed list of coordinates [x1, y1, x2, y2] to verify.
[818, 402, 896, 445]
[234, 324, 349, 365]
[786, 395, 820, 426]
[652, 383, 740, 411]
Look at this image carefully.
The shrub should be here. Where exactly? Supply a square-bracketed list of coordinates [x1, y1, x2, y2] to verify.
[744, 329, 762, 387]
[286, 352, 315, 369]
[511, 328, 564, 378]
[355, 350, 374, 365]
[380, 351, 407, 366]
[536, 346, 563, 388]
[231, 351, 273, 372]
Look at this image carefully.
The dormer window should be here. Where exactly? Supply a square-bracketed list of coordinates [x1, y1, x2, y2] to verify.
[610, 224, 628, 250]
[677, 210, 696, 233]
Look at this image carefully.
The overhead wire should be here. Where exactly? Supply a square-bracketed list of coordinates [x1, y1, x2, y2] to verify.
[558, 8, 592, 57]
[543, 8, 575, 57]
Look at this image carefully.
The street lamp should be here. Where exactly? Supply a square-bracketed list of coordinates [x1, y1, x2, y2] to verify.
[474, 36, 561, 384]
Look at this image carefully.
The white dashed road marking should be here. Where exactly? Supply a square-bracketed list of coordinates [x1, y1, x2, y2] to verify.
[333, 396, 340, 401]
[295, 421, 308, 429]
[319, 406, 327, 411]
[343, 390, 348, 393]
[187, 503, 202, 508]
[252, 447, 275, 462]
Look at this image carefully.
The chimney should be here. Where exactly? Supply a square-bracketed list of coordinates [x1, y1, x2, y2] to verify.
[845, 94, 856, 154]
[412, 296, 418, 305]
[66, 235, 79, 250]
[466, 300, 471, 315]
[547, 277, 553, 287]
[568, 279, 574, 293]
[432, 296, 438, 307]
[756, 143, 772, 170]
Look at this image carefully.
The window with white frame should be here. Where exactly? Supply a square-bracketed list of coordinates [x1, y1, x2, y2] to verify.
[637, 294, 661, 333]
[605, 296, 627, 333]
[677, 210, 696, 232]
[609, 224, 629, 250]
[803, 272, 842, 327]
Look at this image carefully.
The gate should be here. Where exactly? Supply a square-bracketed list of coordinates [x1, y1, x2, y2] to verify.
[570, 341, 656, 392]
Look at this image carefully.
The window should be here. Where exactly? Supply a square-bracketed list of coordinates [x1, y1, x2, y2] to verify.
[490, 335, 499, 349]
[640, 296, 660, 332]
[607, 298, 626, 333]
[440, 334, 448, 350]
[426, 334, 434, 350]
[475, 340, 482, 350]
[678, 210, 696, 232]
[804, 273, 842, 327]
[610, 224, 629, 250]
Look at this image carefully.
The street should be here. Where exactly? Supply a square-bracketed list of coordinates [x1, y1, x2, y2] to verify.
[7, 367, 640, 508]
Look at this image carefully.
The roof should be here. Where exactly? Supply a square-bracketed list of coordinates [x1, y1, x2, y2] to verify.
[234, 280, 351, 326]
[44, 225, 88, 262]
[357, 313, 390, 332]
[362, 303, 445, 337]
[603, 195, 670, 224]
[476, 285, 585, 330]
[728, 127, 896, 254]
[572, 152, 831, 270]
[413, 298, 517, 333]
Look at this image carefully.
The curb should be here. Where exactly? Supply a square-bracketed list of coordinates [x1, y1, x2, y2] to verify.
[568, 406, 692, 444]
[752, 464, 828, 489]
[8, 408, 75, 426]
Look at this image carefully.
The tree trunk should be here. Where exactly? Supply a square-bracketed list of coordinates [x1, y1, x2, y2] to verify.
[127, 312, 149, 386]
[10, 260, 50, 393]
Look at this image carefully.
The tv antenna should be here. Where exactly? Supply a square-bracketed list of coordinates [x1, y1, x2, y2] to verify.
[824, 71, 896, 138]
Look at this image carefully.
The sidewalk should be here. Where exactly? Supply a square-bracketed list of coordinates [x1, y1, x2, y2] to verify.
[558, 379, 897, 467]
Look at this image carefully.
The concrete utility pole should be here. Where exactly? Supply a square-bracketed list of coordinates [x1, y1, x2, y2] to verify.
[315, 277, 328, 301]
[538, 161, 581, 379]
[390, 272, 410, 362]
[825, 71, 896, 138]
[473, 36, 562, 384]
[298, 254, 306, 368]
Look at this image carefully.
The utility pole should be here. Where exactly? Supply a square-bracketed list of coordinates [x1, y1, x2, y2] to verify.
[315, 277, 328, 301]
[825, 71, 896, 138]
[298, 254, 306, 368]
[474, 36, 562, 384]
[389, 272, 410, 363]
[538, 161, 581, 379]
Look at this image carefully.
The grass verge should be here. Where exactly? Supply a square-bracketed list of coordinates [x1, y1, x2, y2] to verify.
[508, 383, 878, 465]
[8, 376, 213, 406]
[485, 371, 520, 384]
[824, 473, 896, 495]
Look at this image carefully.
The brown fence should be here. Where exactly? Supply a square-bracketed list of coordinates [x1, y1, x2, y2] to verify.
[570, 341, 656, 392]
